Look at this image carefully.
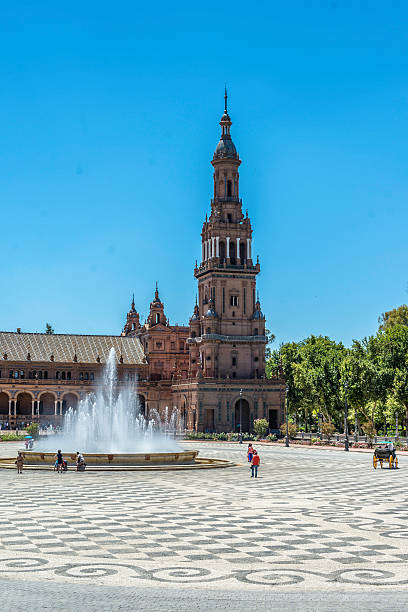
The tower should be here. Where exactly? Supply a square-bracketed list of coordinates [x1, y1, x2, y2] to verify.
[190, 92, 266, 380]
[147, 283, 168, 327]
[122, 295, 141, 336]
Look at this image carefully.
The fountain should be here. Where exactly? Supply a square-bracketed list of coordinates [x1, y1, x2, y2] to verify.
[12, 348, 232, 470]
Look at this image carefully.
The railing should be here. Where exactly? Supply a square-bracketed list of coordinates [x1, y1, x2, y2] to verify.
[295, 432, 408, 444]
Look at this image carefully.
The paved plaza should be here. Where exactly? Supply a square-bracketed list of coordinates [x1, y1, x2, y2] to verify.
[1, 441, 408, 610]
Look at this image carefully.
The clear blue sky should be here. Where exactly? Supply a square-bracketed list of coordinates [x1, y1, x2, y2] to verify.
[1, 1, 407, 347]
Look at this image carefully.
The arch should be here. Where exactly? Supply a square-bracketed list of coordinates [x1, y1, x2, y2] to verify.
[239, 241, 246, 261]
[234, 398, 250, 433]
[0, 392, 9, 416]
[38, 392, 56, 416]
[16, 392, 33, 416]
[227, 179, 232, 197]
[229, 239, 236, 264]
[156, 313, 160, 324]
[62, 392, 79, 414]
[219, 240, 226, 262]
[136, 393, 146, 417]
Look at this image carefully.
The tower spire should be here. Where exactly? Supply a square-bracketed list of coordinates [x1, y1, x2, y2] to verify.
[131, 293, 135, 310]
[224, 85, 228, 113]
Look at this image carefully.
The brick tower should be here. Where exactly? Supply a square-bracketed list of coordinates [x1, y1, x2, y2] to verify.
[191, 90, 266, 381]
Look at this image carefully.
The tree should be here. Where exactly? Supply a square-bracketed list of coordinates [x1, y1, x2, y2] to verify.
[45, 323, 54, 335]
[378, 305, 408, 331]
[253, 418, 269, 438]
[280, 422, 297, 439]
[265, 328, 276, 359]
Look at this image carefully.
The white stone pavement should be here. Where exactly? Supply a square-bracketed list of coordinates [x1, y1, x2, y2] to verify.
[1, 440, 408, 611]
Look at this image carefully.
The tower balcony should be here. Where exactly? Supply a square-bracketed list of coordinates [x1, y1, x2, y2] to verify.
[195, 259, 260, 277]
[211, 197, 242, 205]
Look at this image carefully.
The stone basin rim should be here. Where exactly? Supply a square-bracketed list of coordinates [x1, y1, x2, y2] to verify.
[19, 449, 199, 465]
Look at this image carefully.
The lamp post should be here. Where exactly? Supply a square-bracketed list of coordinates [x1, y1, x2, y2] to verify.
[344, 381, 349, 452]
[239, 389, 243, 444]
[285, 385, 289, 448]
[395, 411, 399, 442]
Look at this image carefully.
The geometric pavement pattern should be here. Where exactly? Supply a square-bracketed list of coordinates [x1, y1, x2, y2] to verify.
[0, 441, 408, 593]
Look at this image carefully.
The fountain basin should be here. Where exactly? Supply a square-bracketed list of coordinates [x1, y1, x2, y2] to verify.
[20, 449, 198, 467]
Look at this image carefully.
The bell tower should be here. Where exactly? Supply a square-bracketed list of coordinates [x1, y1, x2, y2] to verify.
[190, 92, 266, 380]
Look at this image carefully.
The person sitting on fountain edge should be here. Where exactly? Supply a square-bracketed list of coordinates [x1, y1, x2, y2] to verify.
[76, 452, 86, 472]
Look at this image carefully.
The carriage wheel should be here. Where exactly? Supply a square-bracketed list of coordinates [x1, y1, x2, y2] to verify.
[380, 459, 383, 469]
[389, 456, 393, 469]
[373, 456, 377, 469]
[395, 456, 399, 469]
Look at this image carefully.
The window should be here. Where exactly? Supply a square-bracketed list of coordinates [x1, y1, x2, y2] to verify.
[61, 372, 66, 380]
[156, 313, 160, 324]
[171, 342, 175, 350]
[56, 371, 60, 380]
[79, 372, 84, 381]
[206, 355, 211, 361]
[67, 372, 71, 380]
[9, 370, 13, 378]
[192, 359, 196, 364]
[90, 373, 94, 381]
[14, 370, 19, 379]
[227, 180, 232, 197]
[232, 357, 237, 366]
[227, 213, 232, 223]
[179, 341, 184, 351]
[232, 372, 236, 378]
[156, 342, 162, 349]
[230, 295, 238, 307]
[20, 370, 24, 379]
[254, 357, 259, 362]
[85, 373, 89, 381]
[43, 371, 48, 379]
[206, 327, 211, 334]
[191, 331, 196, 338]
[254, 328, 258, 336]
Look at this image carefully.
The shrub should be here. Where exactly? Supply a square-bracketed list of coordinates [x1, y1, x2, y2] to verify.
[311, 437, 319, 444]
[26, 423, 39, 440]
[362, 421, 376, 448]
[267, 433, 277, 442]
[0, 433, 25, 442]
[321, 422, 336, 442]
[253, 418, 269, 439]
[280, 422, 298, 439]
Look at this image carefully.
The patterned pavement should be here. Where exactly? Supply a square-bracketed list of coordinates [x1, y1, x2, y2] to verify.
[1, 441, 408, 610]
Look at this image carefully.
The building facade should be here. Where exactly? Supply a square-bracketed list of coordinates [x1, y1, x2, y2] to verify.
[0, 96, 284, 432]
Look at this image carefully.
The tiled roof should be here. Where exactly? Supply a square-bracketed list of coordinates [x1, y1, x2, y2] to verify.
[0, 332, 147, 365]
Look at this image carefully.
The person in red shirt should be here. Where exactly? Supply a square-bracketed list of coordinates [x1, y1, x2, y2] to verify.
[251, 450, 260, 478]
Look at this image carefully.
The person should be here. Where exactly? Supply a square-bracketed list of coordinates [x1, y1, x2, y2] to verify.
[55, 449, 64, 474]
[251, 450, 260, 478]
[387, 440, 396, 459]
[15, 452, 24, 474]
[247, 443, 253, 463]
[76, 452, 86, 472]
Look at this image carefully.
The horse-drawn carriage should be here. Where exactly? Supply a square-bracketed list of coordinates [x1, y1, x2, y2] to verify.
[373, 446, 398, 469]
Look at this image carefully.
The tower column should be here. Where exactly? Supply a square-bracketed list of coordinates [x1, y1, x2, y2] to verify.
[216, 237, 220, 257]
[202, 242, 205, 262]
[247, 238, 251, 260]
[32, 401, 35, 417]
[226, 237, 230, 259]
[236, 237, 240, 262]
[211, 237, 215, 258]
[208, 239, 211, 259]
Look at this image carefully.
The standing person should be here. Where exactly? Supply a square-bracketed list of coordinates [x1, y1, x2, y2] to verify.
[247, 443, 253, 463]
[15, 452, 24, 475]
[251, 450, 260, 478]
[55, 449, 64, 474]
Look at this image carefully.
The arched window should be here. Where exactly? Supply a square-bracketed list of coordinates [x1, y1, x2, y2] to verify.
[254, 328, 258, 336]
[227, 180, 232, 197]
[61, 372, 66, 380]
[156, 313, 160, 324]
[219, 240, 226, 262]
[56, 372, 60, 380]
[191, 331, 196, 338]
[132, 322, 136, 330]
[67, 372, 71, 380]
[239, 241, 246, 261]
[229, 240, 236, 264]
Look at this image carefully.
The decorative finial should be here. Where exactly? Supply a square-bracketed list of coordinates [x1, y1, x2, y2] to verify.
[224, 84, 228, 113]
[155, 281, 159, 300]
[195, 294, 198, 306]
[257, 291, 260, 303]
[131, 293, 135, 310]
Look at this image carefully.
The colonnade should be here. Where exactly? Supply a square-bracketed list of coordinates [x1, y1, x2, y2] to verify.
[202, 237, 252, 262]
